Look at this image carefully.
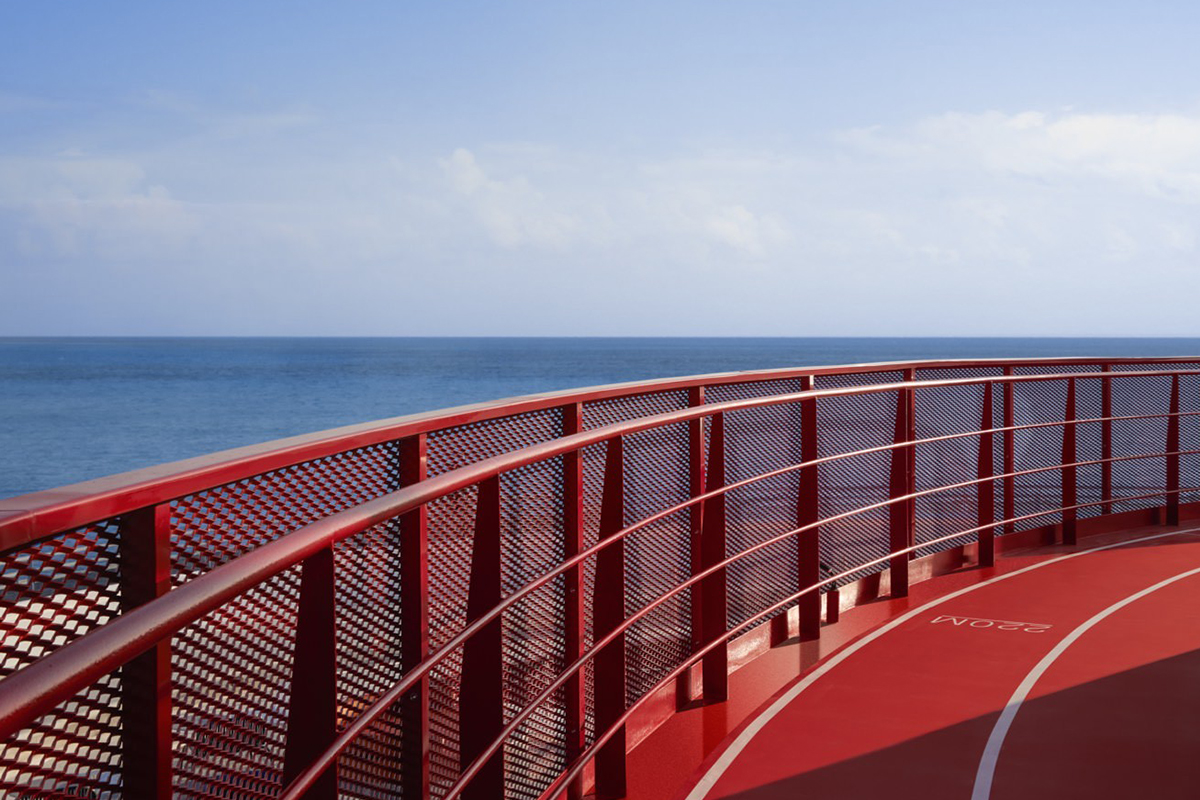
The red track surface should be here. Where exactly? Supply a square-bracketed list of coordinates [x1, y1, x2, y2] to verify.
[680, 527, 1200, 800]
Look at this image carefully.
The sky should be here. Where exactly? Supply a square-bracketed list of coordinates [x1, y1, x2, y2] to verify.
[3, 1, 1200, 336]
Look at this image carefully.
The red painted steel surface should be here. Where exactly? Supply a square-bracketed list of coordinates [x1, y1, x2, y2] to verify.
[1, 357, 1199, 799]
[684, 528, 1200, 800]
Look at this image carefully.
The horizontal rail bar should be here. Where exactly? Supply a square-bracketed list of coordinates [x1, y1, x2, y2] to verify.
[1, 362, 1196, 549]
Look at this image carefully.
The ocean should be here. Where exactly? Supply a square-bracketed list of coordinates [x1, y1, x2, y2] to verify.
[4, 336, 1200, 500]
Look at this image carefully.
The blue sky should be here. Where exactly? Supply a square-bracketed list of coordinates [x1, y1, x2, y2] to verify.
[3, 1, 1200, 335]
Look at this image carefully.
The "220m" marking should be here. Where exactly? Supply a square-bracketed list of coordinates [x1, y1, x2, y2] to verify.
[930, 615, 1052, 633]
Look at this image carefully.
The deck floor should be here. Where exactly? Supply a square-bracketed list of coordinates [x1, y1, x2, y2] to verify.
[679, 526, 1200, 800]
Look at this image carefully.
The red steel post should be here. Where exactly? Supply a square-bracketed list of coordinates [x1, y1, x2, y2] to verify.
[398, 434, 430, 800]
[594, 437, 627, 799]
[797, 376, 821, 641]
[977, 383, 996, 568]
[561, 405, 586, 800]
[701, 412, 728, 701]
[771, 379, 803, 645]
[282, 545, 338, 800]
[1101, 365, 1113, 515]
[888, 384, 913, 597]
[119, 503, 173, 800]
[1061, 378, 1078, 545]
[686, 387, 707, 693]
[461, 475, 504, 800]
[1167, 375, 1181, 526]
[1003, 366, 1016, 535]
[824, 587, 840, 624]
[905, 369, 916, 560]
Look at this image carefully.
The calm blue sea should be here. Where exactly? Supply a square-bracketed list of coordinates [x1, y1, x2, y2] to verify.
[4, 337, 1200, 500]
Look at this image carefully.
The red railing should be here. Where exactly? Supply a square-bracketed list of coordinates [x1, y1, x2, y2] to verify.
[0, 357, 1197, 799]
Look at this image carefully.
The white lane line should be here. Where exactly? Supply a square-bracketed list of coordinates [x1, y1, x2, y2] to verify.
[970, 562, 1200, 799]
[684, 527, 1200, 800]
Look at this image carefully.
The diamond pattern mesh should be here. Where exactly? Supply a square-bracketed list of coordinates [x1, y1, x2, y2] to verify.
[913, 367, 1007, 548]
[912, 382, 986, 558]
[1179, 375, 1200, 506]
[615, 424, 692, 706]
[0, 522, 123, 798]
[1108, 374, 1172, 515]
[1008, 378, 1069, 531]
[707, 380, 804, 632]
[333, 519, 405, 800]
[425, 409, 565, 800]
[170, 442, 403, 799]
[583, 393, 692, 708]
[814, 373, 904, 585]
[1109, 366, 1200, 509]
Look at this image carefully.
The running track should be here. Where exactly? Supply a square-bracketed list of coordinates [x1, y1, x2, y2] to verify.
[682, 528, 1200, 800]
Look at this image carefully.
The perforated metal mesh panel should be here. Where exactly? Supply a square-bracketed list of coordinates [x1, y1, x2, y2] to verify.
[707, 380, 804, 632]
[172, 576, 297, 800]
[0, 522, 123, 798]
[616, 424, 692, 706]
[334, 519, 405, 800]
[912, 382, 986, 558]
[498, 459, 566, 800]
[582, 393, 692, 708]
[1108, 371, 1173, 516]
[1008, 378, 1068, 532]
[425, 408, 565, 800]
[1106, 366, 1200, 512]
[1072, 378, 1104, 520]
[1179, 374, 1200, 506]
[814, 372, 904, 584]
[913, 367, 1007, 551]
[170, 442, 403, 799]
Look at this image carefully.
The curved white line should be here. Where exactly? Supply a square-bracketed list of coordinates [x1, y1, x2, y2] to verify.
[684, 527, 1200, 800]
[970, 562, 1200, 799]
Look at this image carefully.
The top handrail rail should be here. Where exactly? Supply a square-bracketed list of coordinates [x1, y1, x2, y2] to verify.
[2, 356, 1196, 551]
[0, 366, 1195, 740]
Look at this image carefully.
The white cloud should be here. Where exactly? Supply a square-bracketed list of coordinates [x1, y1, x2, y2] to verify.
[438, 148, 582, 249]
[850, 110, 1200, 201]
[0, 155, 200, 258]
[6, 107, 1200, 334]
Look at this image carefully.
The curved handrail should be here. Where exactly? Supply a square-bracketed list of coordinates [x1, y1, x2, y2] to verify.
[0, 368, 1190, 735]
[1, 357, 1194, 550]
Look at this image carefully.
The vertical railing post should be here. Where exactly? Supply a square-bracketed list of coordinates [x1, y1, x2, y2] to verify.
[594, 437, 627, 799]
[701, 412, 728, 701]
[1167, 374, 1181, 527]
[1003, 366, 1016, 535]
[120, 503, 173, 800]
[977, 383, 996, 568]
[685, 387, 707, 695]
[461, 475, 504, 800]
[1101, 365, 1113, 515]
[797, 376, 821, 641]
[888, 377, 914, 597]
[561, 406, 586, 800]
[283, 544, 338, 800]
[772, 378, 804, 645]
[1062, 378, 1078, 546]
[905, 369, 917, 559]
[399, 434, 430, 800]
